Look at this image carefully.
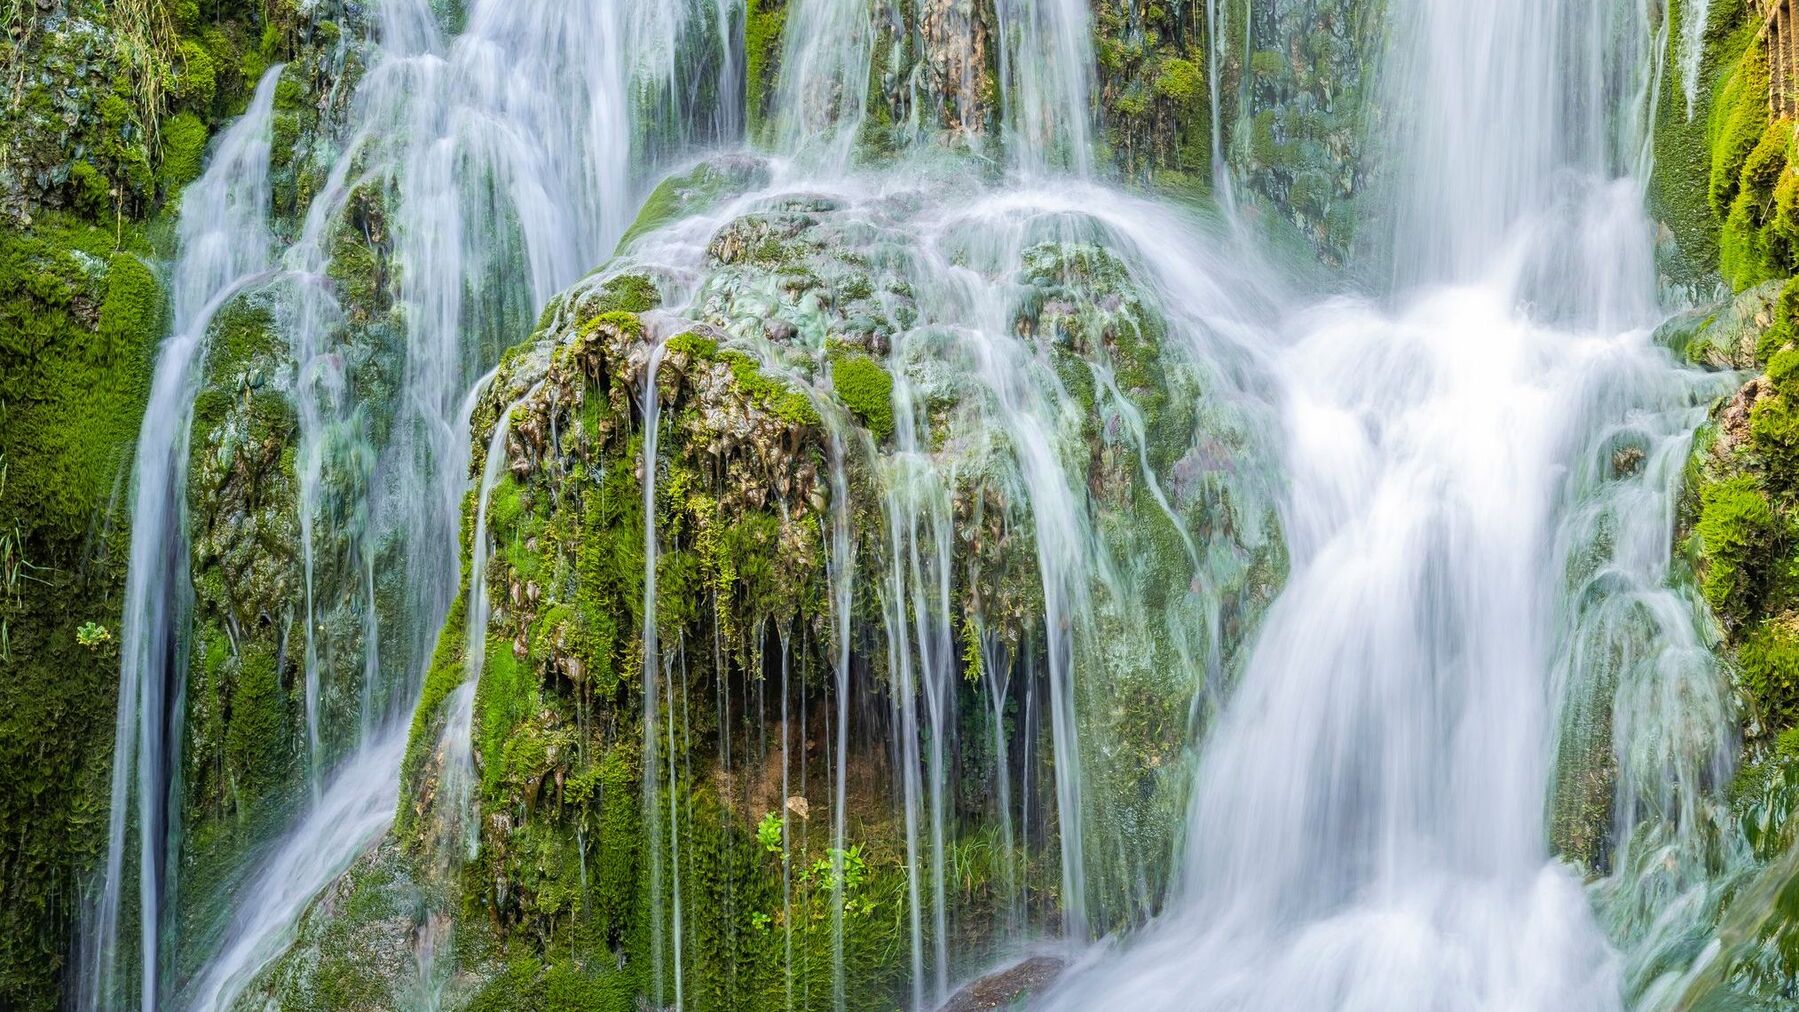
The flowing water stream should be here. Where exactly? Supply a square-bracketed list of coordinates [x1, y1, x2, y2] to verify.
[80, 68, 283, 1012]
[77, 0, 1764, 1007]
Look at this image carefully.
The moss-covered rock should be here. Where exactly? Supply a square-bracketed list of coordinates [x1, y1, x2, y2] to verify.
[0, 214, 161, 1008]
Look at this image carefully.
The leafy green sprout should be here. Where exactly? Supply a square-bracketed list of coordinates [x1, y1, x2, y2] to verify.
[77, 622, 113, 649]
[757, 810, 784, 856]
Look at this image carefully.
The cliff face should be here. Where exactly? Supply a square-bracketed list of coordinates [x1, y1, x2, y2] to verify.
[0, 2, 348, 1005]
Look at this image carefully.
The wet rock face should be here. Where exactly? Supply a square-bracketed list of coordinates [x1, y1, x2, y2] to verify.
[1236, 0, 1378, 264]
[939, 955, 1065, 1011]
[912, 0, 993, 140]
[1093, 0, 1211, 183]
[1659, 278, 1784, 371]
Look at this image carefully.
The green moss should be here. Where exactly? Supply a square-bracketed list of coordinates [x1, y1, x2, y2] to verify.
[175, 38, 219, 112]
[1696, 475, 1780, 625]
[1152, 57, 1202, 104]
[1743, 121, 1790, 208]
[224, 647, 291, 798]
[1771, 347, 1799, 393]
[829, 352, 894, 440]
[100, 250, 166, 361]
[579, 310, 644, 341]
[745, 0, 788, 140]
[68, 161, 111, 217]
[0, 217, 161, 1008]
[545, 960, 635, 1010]
[1742, 618, 1799, 733]
[1710, 37, 1770, 221]
[477, 634, 538, 792]
[665, 331, 720, 361]
[721, 351, 820, 427]
[1750, 394, 1799, 501]
[587, 273, 661, 317]
[157, 111, 209, 195]
[1705, 29, 1799, 290]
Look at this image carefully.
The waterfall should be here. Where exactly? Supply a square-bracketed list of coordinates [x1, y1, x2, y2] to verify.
[81, 68, 282, 1012]
[178, 730, 405, 1012]
[994, 0, 1095, 176]
[1678, 0, 1713, 120]
[770, 0, 876, 166]
[639, 336, 676, 1008]
[1042, 0, 1732, 1006]
[83, 1, 736, 1005]
[67, 0, 1765, 1005]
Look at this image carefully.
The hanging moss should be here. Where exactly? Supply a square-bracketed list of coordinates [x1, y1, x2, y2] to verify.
[745, 0, 789, 140]
[1695, 475, 1780, 627]
[157, 111, 209, 195]
[1710, 39, 1770, 221]
[1741, 619, 1799, 734]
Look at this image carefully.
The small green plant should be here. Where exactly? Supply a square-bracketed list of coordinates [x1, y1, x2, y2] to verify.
[805, 844, 875, 914]
[757, 810, 784, 856]
[76, 622, 113, 649]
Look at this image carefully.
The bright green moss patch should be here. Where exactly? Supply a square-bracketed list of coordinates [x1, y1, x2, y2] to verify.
[1697, 475, 1781, 626]
[99, 250, 165, 360]
[157, 111, 209, 195]
[830, 351, 894, 440]
[0, 218, 160, 542]
[1741, 618, 1799, 733]
[1152, 57, 1202, 103]
[1751, 391, 1799, 482]
[1768, 347, 1799, 393]
[1711, 38, 1770, 221]
[590, 273, 661, 316]
[665, 330, 720, 361]
[721, 350, 820, 427]
[579, 310, 644, 340]
[745, 0, 789, 139]
[175, 38, 218, 111]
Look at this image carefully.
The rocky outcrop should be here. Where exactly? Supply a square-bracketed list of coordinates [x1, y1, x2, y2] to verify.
[345, 153, 1286, 1006]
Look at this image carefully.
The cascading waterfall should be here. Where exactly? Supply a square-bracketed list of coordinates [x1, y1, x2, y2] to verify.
[80, 69, 283, 1012]
[83, 2, 738, 1007]
[68, 0, 1771, 1007]
[1044, 0, 1734, 1007]
[610, 145, 1284, 1005]
[993, 0, 1095, 175]
[749, 6, 1163, 994]
[770, 0, 876, 166]
[180, 730, 406, 1012]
